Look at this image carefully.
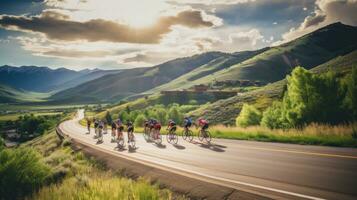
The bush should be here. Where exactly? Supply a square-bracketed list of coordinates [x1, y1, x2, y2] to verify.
[168, 106, 183, 124]
[261, 101, 286, 129]
[236, 104, 262, 127]
[343, 67, 357, 120]
[0, 137, 4, 149]
[0, 147, 51, 199]
[134, 114, 146, 127]
[105, 111, 112, 124]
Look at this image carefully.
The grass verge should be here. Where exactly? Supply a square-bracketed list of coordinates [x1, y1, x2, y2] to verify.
[19, 131, 184, 200]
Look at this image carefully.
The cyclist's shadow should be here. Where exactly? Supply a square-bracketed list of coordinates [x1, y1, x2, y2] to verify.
[173, 144, 185, 150]
[193, 141, 226, 152]
[155, 143, 166, 149]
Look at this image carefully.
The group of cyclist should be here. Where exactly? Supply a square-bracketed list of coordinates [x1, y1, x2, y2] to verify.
[86, 115, 210, 145]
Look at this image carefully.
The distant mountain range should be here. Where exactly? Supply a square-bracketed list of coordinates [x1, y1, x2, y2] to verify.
[0, 66, 120, 93]
[0, 22, 356, 104]
[50, 22, 357, 103]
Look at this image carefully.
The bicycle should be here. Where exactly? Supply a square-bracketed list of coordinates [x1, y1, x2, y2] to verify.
[151, 129, 162, 145]
[116, 133, 125, 149]
[127, 129, 136, 149]
[167, 128, 178, 144]
[143, 126, 150, 141]
[111, 128, 117, 143]
[182, 127, 193, 142]
[198, 128, 211, 143]
[97, 127, 104, 143]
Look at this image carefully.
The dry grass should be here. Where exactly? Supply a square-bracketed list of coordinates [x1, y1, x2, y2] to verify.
[209, 123, 357, 147]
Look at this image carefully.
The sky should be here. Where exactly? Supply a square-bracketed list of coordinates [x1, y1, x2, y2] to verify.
[0, 0, 356, 70]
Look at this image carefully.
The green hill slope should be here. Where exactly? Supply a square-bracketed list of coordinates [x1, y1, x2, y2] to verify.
[0, 84, 49, 103]
[184, 23, 357, 87]
[51, 23, 357, 104]
[145, 48, 268, 93]
[51, 52, 226, 103]
[191, 50, 357, 125]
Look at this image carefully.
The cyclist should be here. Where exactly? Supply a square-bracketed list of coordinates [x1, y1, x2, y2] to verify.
[86, 118, 91, 133]
[98, 120, 104, 141]
[144, 119, 150, 132]
[94, 118, 99, 136]
[126, 120, 135, 143]
[197, 117, 209, 132]
[153, 120, 161, 139]
[103, 120, 108, 134]
[167, 119, 177, 133]
[183, 116, 192, 131]
[116, 118, 124, 141]
[111, 120, 117, 137]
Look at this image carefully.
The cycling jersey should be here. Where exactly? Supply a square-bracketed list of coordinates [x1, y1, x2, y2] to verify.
[184, 118, 192, 127]
[111, 122, 116, 129]
[198, 119, 209, 130]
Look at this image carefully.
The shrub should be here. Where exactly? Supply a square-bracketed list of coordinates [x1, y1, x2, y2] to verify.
[134, 114, 146, 127]
[105, 111, 112, 124]
[168, 106, 183, 124]
[261, 101, 286, 129]
[0, 137, 4, 149]
[236, 104, 262, 127]
[0, 147, 51, 199]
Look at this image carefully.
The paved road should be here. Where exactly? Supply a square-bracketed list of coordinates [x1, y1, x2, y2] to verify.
[59, 110, 357, 200]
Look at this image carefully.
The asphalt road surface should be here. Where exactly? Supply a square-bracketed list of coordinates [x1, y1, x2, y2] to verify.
[59, 110, 357, 200]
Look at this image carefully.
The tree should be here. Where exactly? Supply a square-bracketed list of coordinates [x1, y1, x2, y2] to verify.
[236, 104, 262, 127]
[344, 67, 357, 120]
[168, 106, 183, 124]
[134, 114, 146, 127]
[105, 111, 112, 124]
[156, 108, 168, 125]
[261, 101, 286, 129]
[118, 111, 130, 122]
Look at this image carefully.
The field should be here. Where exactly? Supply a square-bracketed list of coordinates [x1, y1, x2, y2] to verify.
[0, 112, 62, 121]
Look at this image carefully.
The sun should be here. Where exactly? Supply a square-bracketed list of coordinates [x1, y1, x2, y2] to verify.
[64, 0, 170, 28]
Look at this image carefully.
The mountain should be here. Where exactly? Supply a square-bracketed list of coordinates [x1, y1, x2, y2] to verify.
[0, 66, 120, 93]
[150, 23, 357, 91]
[51, 23, 357, 104]
[190, 50, 357, 125]
[50, 52, 226, 103]
[0, 84, 49, 103]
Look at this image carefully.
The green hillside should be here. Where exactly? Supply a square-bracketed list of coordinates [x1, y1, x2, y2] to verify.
[181, 23, 357, 87]
[145, 48, 268, 93]
[0, 84, 49, 103]
[51, 52, 226, 103]
[191, 50, 357, 125]
[51, 23, 357, 104]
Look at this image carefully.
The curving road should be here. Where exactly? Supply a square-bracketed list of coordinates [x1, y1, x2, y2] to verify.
[59, 110, 357, 200]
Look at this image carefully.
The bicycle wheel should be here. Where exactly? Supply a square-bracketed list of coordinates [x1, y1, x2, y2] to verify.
[166, 133, 172, 143]
[182, 130, 188, 140]
[117, 138, 124, 149]
[187, 130, 193, 142]
[129, 137, 136, 148]
[143, 129, 149, 141]
[173, 133, 178, 144]
[156, 134, 162, 144]
[204, 131, 211, 143]
[198, 131, 204, 141]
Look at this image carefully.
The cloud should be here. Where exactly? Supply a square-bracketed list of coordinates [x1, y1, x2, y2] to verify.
[0, 9, 215, 44]
[167, 0, 256, 5]
[275, 0, 357, 45]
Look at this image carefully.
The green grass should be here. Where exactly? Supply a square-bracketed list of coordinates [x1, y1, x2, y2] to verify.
[21, 129, 184, 200]
[0, 104, 89, 112]
[30, 174, 174, 200]
[0, 112, 62, 121]
[208, 124, 357, 147]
